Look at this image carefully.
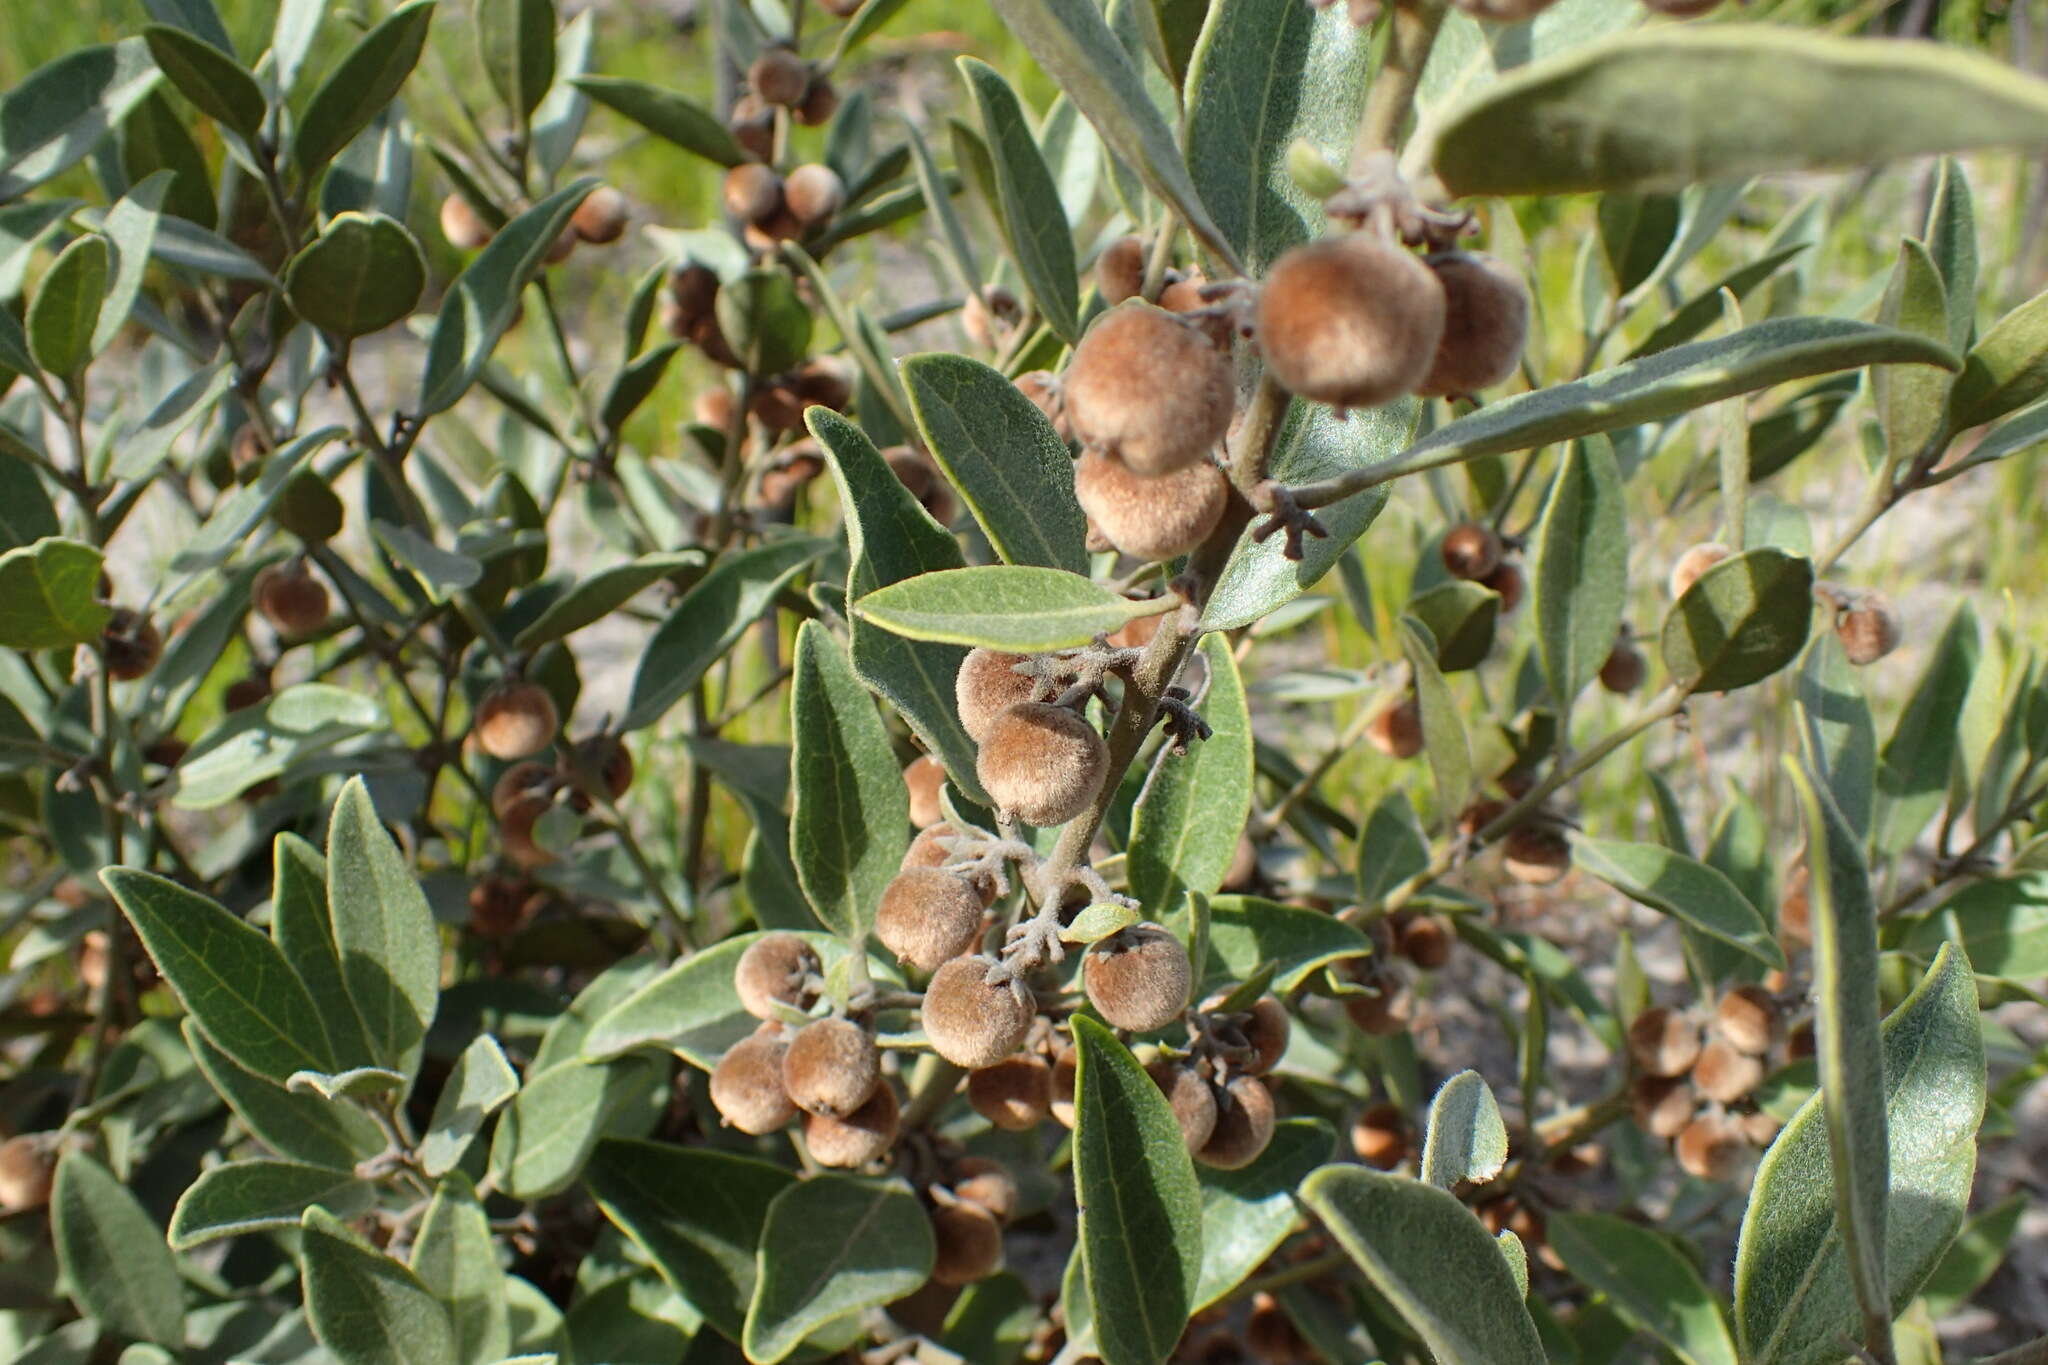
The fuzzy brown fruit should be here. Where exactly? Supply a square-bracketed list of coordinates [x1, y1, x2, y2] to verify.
[1502, 825, 1569, 885]
[922, 956, 1034, 1069]
[224, 674, 271, 713]
[795, 77, 839, 126]
[954, 649, 1037, 744]
[929, 1199, 1004, 1286]
[571, 186, 628, 244]
[1668, 542, 1732, 600]
[1441, 521, 1504, 580]
[1062, 303, 1234, 476]
[1482, 559, 1525, 614]
[722, 163, 785, 225]
[749, 48, 810, 106]
[1627, 1007, 1702, 1078]
[1050, 1044, 1079, 1128]
[475, 682, 559, 761]
[782, 1017, 881, 1118]
[900, 822, 960, 873]
[734, 932, 821, 1021]
[1235, 995, 1291, 1075]
[1014, 370, 1068, 439]
[1095, 234, 1146, 305]
[254, 563, 330, 636]
[950, 1157, 1019, 1222]
[1366, 697, 1424, 759]
[1691, 1038, 1765, 1104]
[497, 794, 559, 870]
[875, 867, 985, 973]
[902, 754, 946, 829]
[968, 1054, 1053, 1131]
[1630, 1075, 1697, 1139]
[569, 735, 634, 803]
[1739, 1110, 1782, 1145]
[710, 1027, 799, 1135]
[1351, 1102, 1409, 1170]
[1716, 985, 1779, 1056]
[0, 1135, 55, 1211]
[1245, 1292, 1314, 1365]
[783, 164, 845, 227]
[1418, 252, 1531, 397]
[1838, 595, 1902, 665]
[1197, 1075, 1277, 1170]
[1257, 233, 1446, 409]
[1144, 1059, 1219, 1151]
[1344, 977, 1412, 1036]
[439, 194, 493, 249]
[1083, 925, 1191, 1032]
[467, 875, 542, 938]
[1674, 1114, 1748, 1181]
[804, 1080, 899, 1167]
[102, 609, 162, 680]
[976, 702, 1108, 828]
[1071, 449, 1227, 563]
[1158, 270, 1209, 313]
[1397, 915, 1453, 970]
[491, 760, 556, 819]
[1600, 641, 1647, 694]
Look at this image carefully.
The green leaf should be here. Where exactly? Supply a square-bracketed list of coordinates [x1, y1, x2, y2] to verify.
[142, 24, 266, 141]
[1128, 634, 1253, 916]
[418, 178, 597, 417]
[1062, 901, 1142, 945]
[171, 426, 345, 572]
[1430, 26, 2048, 198]
[1191, 1119, 1334, 1312]
[287, 1066, 407, 1101]
[0, 456, 58, 553]
[169, 1161, 373, 1250]
[478, 0, 556, 123]
[941, 1272, 1038, 1365]
[1797, 635, 1877, 841]
[987, 0, 1243, 272]
[714, 268, 813, 378]
[1401, 616, 1473, 824]
[1925, 157, 1978, 353]
[1182, 0, 1369, 273]
[0, 40, 163, 202]
[1783, 759, 1891, 1350]
[1734, 944, 1985, 1365]
[1918, 1192, 2023, 1319]
[622, 536, 824, 730]
[1549, 1213, 1738, 1365]
[1903, 875, 2048, 981]
[1570, 837, 1786, 971]
[411, 1174, 510, 1365]
[301, 1206, 458, 1365]
[1300, 1165, 1547, 1365]
[1408, 579, 1499, 675]
[1531, 437, 1626, 711]
[571, 75, 745, 168]
[588, 1139, 795, 1342]
[1599, 194, 1679, 297]
[421, 1033, 519, 1177]
[286, 212, 426, 339]
[186, 1022, 386, 1169]
[1870, 598, 1974, 854]
[743, 1175, 933, 1365]
[1176, 895, 1372, 993]
[327, 776, 441, 1076]
[959, 58, 1079, 344]
[104, 868, 337, 1082]
[108, 358, 233, 481]
[1625, 245, 1810, 361]
[1419, 1070, 1508, 1189]
[488, 1057, 651, 1200]
[51, 1151, 184, 1347]
[513, 552, 701, 651]
[1874, 238, 1952, 465]
[143, 0, 236, 53]
[1661, 546, 1815, 694]
[790, 620, 908, 942]
[1073, 1015, 1203, 1365]
[812, 408, 984, 803]
[600, 341, 681, 436]
[856, 565, 1176, 652]
[1950, 285, 2048, 429]
[169, 683, 386, 809]
[1356, 789, 1430, 906]
[271, 834, 377, 1072]
[28, 235, 109, 379]
[93, 172, 172, 358]
[903, 353, 1088, 573]
[0, 538, 111, 649]
[293, 0, 436, 173]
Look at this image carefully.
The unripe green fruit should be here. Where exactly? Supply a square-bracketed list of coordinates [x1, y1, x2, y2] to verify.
[876, 867, 985, 973]
[968, 1054, 1053, 1131]
[1196, 1075, 1276, 1170]
[491, 760, 556, 820]
[902, 754, 946, 829]
[929, 1199, 1004, 1286]
[0, 1135, 55, 1211]
[922, 955, 1034, 1068]
[475, 682, 559, 761]
[1365, 697, 1424, 759]
[950, 1156, 1019, 1222]
[1631, 1075, 1696, 1139]
[102, 609, 161, 681]
[1716, 985, 1779, 1056]
[1668, 542, 1732, 600]
[735, 932, 821, 1020]
[1674, 1114, 1747, 1181]
[254, 563, 330, 637]
[783, 164, 845, 227]
[1144, 1059, 1218, 1152]
[1626, 1006, 1701, 1078]
[710, 1027, 799, 1134]
[1691, 1038, 1764, 1104]
[804, 1080, 899, 1167]
[1257, 234, 1445, 409]
[783, 1017, 881, 1118]
[1417, 252, 1530, 397]
[1071, 448, 1227, 563]
[722, 163, 785, 225]
[1350, 1102, 1408, 1170]
[1441, 521, 1503, 580]
[954, 649, 1036, 744]
[1062, 303, 1234, 476]
[1838, 594, 1901, 665]
[1083, 924, 1191, 1032]
[1501, 825, 1569, 885]
[273, 471, 344, 541]
[439, 194, 493, 250]
[977, 702, 1109, 828]
[571, 186, 628, 244]
[749, 48, 810, 106]
[1095, 234, 1146, 305]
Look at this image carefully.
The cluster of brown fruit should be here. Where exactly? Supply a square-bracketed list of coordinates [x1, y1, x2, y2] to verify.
[473, 681, 634, 871]
[1671, 543, 1902, 667]
[1627, 987, 1794, 1180]
[732, 47, 839, 153]
[439, 184, 629, 262]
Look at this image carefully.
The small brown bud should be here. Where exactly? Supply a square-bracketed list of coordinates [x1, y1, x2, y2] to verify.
[1692, 1038, 1765, 1105]
[734, 932, 821, 1021]
[1600, 641, 1647, 695]
[749, 48, 811, 106]
[1062, 303, 1234, 476]
[1365, 697, 1424, 759]
[1144, 1059, 1219, 1151]
[1716, 985, 1779, 1056]
[571, 186, 629, 245]
[922, 956, 1034, 1069]
[1072, 449, 1228, 563]
[968, 1054, 1054, 1131]
[0, 1135, 55, 1211]
[804, 1079, 899, 1167]
[710, 1027, 799, 1135]
[1669, 542, 1732, 600]
[254, 563, 330, 636]
[102, 609, 162, 680]
[875, 867, 985, 973]
[783, 164, 845, 227]
[1627, 1007, 1702, 1078]
[1350, 1102, 1408, 1170]
[1441, 522, 1503, 580]
[1257, 234, 1446, 409]
[1095, 234, 1147, 305]
[439, 194, 493, 250]
[976, 702, 1108, 828]
[497, 794, 559, 870]
[1481, 559, 1525, 614]
[903, 754, 946, 829]
[950, 1157, 1019, 1223]
[1674, 1114, 1748, 1181]
[722, 163, 785, 225]
[782, 1017, 881, 1118]
[1502, 825, 1569, 885]
[1417, 252, 1530, 398]
[1197, 1075, 1276, 1169]
[929, 1198, 1004, 1286]
[955, 649, 1038, 744]
[1398, 915, 1454, 970]
[475, 682, 559, 761]
[1630, 1075, 1696, 1139]
[1837, 594, 1902, 666]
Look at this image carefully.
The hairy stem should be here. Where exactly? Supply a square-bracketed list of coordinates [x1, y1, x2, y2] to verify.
[1350, 0, 1451, 167]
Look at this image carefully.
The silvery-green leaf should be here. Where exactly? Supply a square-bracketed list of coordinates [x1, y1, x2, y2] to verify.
[300, 1207, 458, 1365]
[1128, 634, 1253, 918]
[292, 1, 434, 173]
[856, 565, 1176, 652]
[0, 40, 163, 202]
[1549, 1213, 1738, 1365]
[51, 1151, 185, 1347]
[958, 58, 1079, 344]
[743, 1175, 932, 1365]
[0, 537, 111, 650]
[169, 1161, 374, 1250]
[790, 620, 907, 942]
[1571, 836, 1785, 971]
[410, 1174, 511, 1365]
[1419, 1070, 1508, 1188]
[1531, 436, 1627, 713]
[1660, 546, 1814, 694]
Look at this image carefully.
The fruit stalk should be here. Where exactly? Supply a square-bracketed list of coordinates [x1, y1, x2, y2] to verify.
[1350, 0, 1452, 167]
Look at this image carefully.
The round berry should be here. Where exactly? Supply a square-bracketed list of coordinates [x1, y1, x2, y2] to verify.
[804, 1080, 899, 1167]
[1062, 302, 1234, 476]
[1145, 1059, 1219, 1152]
[254, 563, 330, 636]
[1257, 234, 1445, 409]
[1071, 449, 1228, 563]
[710, 1027, 799, 1135]
[1501, 825, 1570, 885]
[1674, 1114, 1748, 1181]
[102, 609, 162, 681]
[1440, 521, 1503, 580]
[1197, 1075, 1276, 1170]
[571, 186, 629, 245]
[781, 1018, 881, 1119]
[1417, 252, 1530, 397]
[875, 867, 985, 973]
[955, 649, 1037, 744]
[1691, 1038, 1765, 1105]
[1365, 696, 1424, 759]
[783, 164, 845, 227]
[1350, 1102, 1408, 1170]
[1669, 542, 1732, 600]
[903, 754, 946, 829]
[439, 194, 493, 249]
[748, 48, 810, 106]
[1095, 234, 1146, 305]
[734, 933, 821, 1021]
[922, 956, 1034, 1069]
[1716, 985, 1779, 1056]
[475, 682, 559, 762]
[1626, 1007, 1702, 1078]
[929, 1199, 1003, 1286]
[976, 702, 1108, 828]
[1838, 595, 1902, 666]
[968, 1054, 1054, 1131]
[1630, 1075, 1696, 1139]
[1083, 924, 1191, 1033]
